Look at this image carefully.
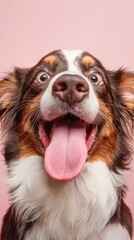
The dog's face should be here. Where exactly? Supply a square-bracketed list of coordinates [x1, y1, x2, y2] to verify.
[0, 50, 133, 180]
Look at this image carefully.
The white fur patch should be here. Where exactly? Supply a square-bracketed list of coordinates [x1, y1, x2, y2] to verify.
[62, 49, 83, 72]
[99, 223, 131, 240]
[122, 91, 134, 100]
[9, 156, 125, 240]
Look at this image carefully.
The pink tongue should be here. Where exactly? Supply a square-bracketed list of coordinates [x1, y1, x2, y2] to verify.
[45, 120, 87, 180]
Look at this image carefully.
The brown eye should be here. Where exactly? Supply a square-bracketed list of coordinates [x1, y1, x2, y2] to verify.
[89, 73, 103, 85]
[36, 71, 50, 83]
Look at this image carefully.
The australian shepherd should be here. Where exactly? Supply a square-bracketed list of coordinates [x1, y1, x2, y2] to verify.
[0, 50, 134, 240]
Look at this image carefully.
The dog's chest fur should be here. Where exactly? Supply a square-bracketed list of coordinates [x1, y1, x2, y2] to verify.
[9, 156, 124, 240]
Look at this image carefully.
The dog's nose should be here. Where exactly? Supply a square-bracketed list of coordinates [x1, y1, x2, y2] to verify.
[52, 74, 89, 105]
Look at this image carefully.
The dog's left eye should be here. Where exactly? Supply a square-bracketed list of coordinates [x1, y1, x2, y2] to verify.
[89, 73, 103, 85]
[36, 71, 50, 82]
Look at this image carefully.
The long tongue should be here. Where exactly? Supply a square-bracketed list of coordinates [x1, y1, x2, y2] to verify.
[44, 119, 87, 180]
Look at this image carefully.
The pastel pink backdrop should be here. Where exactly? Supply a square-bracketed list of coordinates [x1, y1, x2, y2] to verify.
[0, 0, 134, 234]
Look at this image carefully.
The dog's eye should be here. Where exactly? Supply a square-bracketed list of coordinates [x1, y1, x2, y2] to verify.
[89, 73, 103, 85]
[36, 72, 50, 83]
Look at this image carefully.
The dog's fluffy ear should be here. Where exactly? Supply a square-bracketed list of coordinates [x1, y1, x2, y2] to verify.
[0, 72, 19, 116]
[110, 69, 134, 116]
[118, 70, 134, 112]
[0, 68, 28, 118]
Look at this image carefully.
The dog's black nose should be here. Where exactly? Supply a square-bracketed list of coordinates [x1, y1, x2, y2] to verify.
[52, 74, 89, 105]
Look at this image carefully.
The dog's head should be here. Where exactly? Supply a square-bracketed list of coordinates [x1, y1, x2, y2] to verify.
[0, 50, 133, 180]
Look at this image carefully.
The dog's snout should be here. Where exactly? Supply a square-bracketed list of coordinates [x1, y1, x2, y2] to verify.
[52, 74, 89, 105]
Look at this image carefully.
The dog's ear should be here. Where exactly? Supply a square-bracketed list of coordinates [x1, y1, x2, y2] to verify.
[0, 68, 28, 118]
[117, 70, 134, 113]
[0, 72, 18, 117]
[110, 69, 134, 117]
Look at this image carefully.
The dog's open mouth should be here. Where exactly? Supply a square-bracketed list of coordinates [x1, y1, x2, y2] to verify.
[39, 113, 97, 180]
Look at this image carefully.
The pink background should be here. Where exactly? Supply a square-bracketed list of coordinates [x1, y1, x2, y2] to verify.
[0, 0, 134, 234]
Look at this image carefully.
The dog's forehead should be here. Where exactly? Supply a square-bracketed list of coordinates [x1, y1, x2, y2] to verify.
[61, 49, 83, 72]
[42, 49, 96, 72]
[61, 49, 83, 61]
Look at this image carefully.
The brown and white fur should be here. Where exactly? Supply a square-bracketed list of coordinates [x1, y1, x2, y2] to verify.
[0, 50, 134, 240]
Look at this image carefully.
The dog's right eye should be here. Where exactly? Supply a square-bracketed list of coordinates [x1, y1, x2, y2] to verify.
[36, 71, 50, 83]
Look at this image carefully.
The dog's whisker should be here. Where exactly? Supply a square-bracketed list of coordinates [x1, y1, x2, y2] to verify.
[23, 79, 41, 93]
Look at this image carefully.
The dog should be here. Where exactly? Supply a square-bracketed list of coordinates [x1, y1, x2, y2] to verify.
[0, 49, 134, 240]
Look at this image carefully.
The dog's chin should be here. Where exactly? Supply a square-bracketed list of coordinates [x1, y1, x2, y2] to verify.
[38, 113, 98, 181]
